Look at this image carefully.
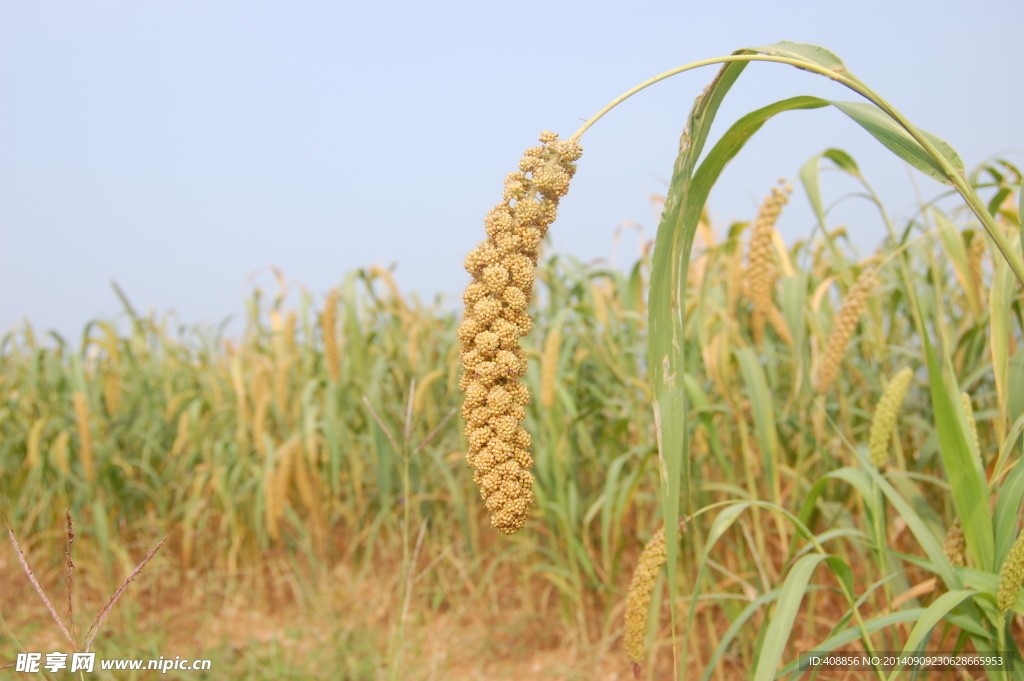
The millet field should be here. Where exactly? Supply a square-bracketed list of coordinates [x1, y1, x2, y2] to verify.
[2, 42, 1024, 680]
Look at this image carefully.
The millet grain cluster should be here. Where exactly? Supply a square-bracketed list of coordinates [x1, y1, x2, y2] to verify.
[867, 366, 913, 468]
[746, 181, 794, 347]
[624, 526, 667, 667]
[998, 529, 1024, 615]
[459, 132, 582, 534]
[814, 266, 880, 395]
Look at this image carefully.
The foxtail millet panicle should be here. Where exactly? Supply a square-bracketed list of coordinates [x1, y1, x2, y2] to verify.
[53, 431, 70, 475]
[867, 367, 913, 468]
[967, 231, 986, 306]
[460, 131, 582, 534]
[540, 327, 562, 410]
[321, 290, 341, 384]
[997, 529, 1024, 615]
[265, 439, 295, 542]
[72, 392, 95, 483]
[624, 525, 667, 667]
[25, 419, 45, 470]
[943, 518, 966, 568]
[814, 266, 880, 395]
[624, 518, 691, 670]
[937, 518, 966, 595]
[746, 181, 794, 346]
[103, 366, 122, 416]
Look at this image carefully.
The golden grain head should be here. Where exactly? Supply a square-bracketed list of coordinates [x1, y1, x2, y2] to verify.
[52, 431, 71, 475]
[746, 182, 791, 288]
[265, 440, 295, 542]
[460, 131, 582, 534]
[867, 367, 913, 468]
[814, 267, 880, 395]
[170, 411, 191, 459]
[967, 231, 986, 296]
[745, 181, 793, 346]
[72, 392, 95, 482]
[103, 367, 122, 416]
[540, 328, 562, 410]
[25, 419, 46, 470]
[624, 526, 668, 666]
[322, 289, 341, 383]
[943, 518, 966, 568]
[291, 439, 318, 514]
[997, 530, 1024, 615]
[936, 517, 966, 595]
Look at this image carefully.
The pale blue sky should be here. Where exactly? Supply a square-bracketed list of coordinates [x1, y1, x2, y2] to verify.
[2, 1, 1021, 339]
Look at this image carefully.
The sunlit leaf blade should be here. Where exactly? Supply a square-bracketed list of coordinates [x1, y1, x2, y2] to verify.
[830, 100, 965, 185]
[823, 148, 859, 174]
[781, 272, 809, 367]
[922, 330, 994, 571]
[649, 56, 750, 624]
[858, 465, 957, 588]
[991, 248, 1012, 432]
[703, 502, 751, 560]
[797, 148, 860, 284]
[742, 40, 847, 72]
[652, 83, 828, 648]
[695, 96, 827, 177]
[700, 589, 782, 681]
[752, 553, 830, 681]
[1010, 353, 1024, 435]
[994, 459, 1024, 568]
[735, 348, 780, 504]
[898, 590, 977, 658]
[779, 610, 925, 676]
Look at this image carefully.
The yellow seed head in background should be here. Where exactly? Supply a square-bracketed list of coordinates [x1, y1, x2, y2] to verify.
[103, 365, 122, 416]
[460, 131, 582, 534]
[52, 431, 70, 475]
[265, 439, 296, 543]
[25, 419, 46, 470]
[997, 529, 1024, 615]
[814, 267, 880, 395]
[943, 518, 966, 568]
[750, 309, 765, 347]
[540, 328, 562, 410]
[272, 309, 296, 416]
[867, 367, 913, 468]
[591, 281, 609, 329]
[322, 289, 340, 383]
[967, 231, 986, 305]
[746, 182, 793, 346]
[291, 437, 318, 514]
[170, 411, 191, 459]
[624, 525, 667, 667]
[72, 392, 95, 482]
[937, 518, 966, 595]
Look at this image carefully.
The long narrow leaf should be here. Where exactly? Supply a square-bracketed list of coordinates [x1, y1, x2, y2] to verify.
[752, 553, 831, 681]
[649, 55, 750, 622]
[922, 329, 994, 571]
